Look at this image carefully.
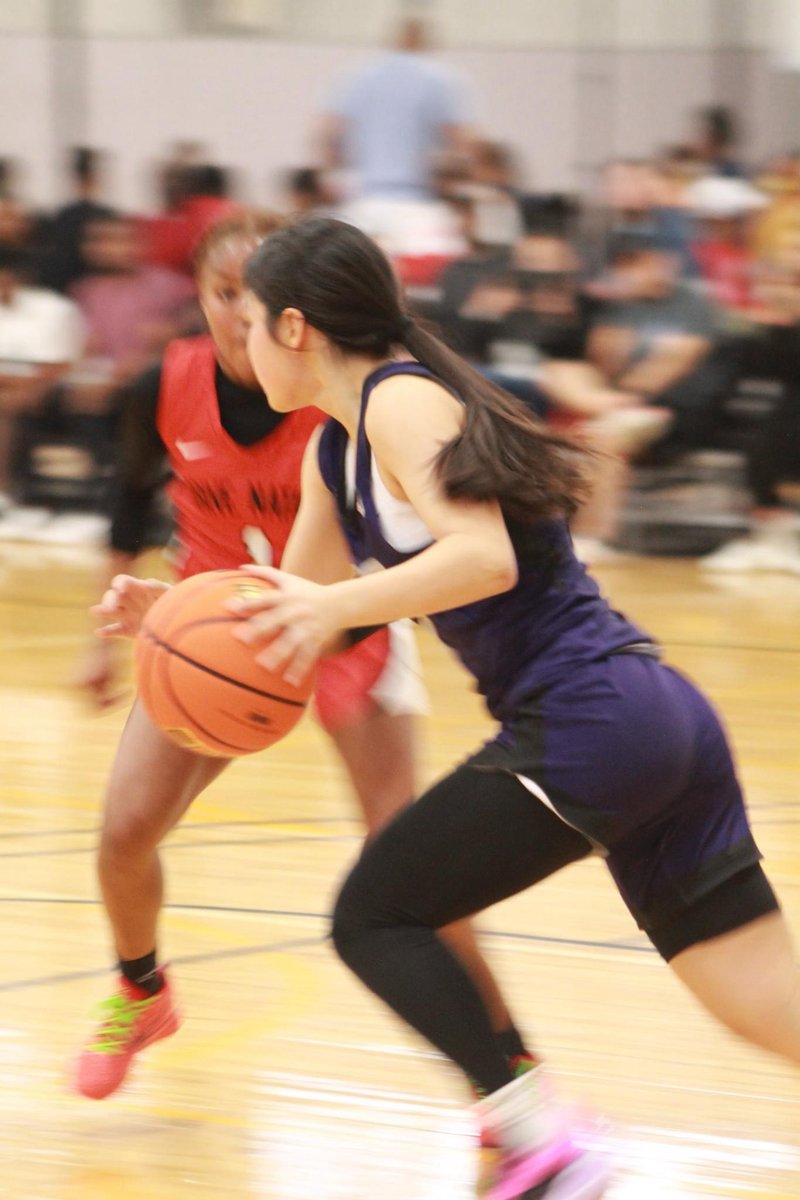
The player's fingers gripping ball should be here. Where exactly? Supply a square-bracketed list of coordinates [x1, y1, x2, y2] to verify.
[135, 570, 315, 756]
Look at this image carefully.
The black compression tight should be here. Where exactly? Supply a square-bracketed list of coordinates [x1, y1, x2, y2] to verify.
[332, 765, 592, 1095]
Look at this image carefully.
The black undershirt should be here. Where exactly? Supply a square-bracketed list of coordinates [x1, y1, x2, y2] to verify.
[109, 361, 285, 554]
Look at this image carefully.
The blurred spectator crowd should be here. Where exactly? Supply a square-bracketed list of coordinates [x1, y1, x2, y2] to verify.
[1, 30, 799, 571]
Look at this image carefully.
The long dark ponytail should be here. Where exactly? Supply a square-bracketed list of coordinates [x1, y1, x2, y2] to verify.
[245, 217, 589, 522]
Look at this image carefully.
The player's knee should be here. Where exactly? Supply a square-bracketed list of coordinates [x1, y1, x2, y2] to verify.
[331, 875, 366, 962]
[726, 971, 800, 1049]
[100, 805, 163, 861]
[331, 862, 384, 964]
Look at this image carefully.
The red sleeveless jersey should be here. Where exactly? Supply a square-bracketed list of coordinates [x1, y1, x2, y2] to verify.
[156, 335, 393, 735]
[157, 335, 325, 578]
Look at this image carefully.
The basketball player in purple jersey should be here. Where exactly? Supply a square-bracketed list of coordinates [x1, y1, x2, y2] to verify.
[232, 217, 799, 1200]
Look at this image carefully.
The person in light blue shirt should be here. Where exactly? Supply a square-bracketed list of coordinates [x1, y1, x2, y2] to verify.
[320, 17, 473, 201]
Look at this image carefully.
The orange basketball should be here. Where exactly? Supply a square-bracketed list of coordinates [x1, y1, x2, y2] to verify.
[135, 570, 315, 757]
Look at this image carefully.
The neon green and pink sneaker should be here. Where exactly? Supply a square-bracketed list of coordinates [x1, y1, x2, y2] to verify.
[74, 973, 181, 1099]
[474, 1068, 612, 1199]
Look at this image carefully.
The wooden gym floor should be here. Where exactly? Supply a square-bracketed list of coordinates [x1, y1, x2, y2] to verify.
[0, 540, 798, 1199]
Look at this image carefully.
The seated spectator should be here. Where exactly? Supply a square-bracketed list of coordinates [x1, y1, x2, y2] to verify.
[143, 162, 241, 276]
[464, 139, 524, 249]
[40, 147, 116, 293]
[579, 159, 659, 286]
[0, 158, 44, 262]
[0, 247, 85, 516]
[687, 175, 767, 315]
[700, 250, 800, 573]
[586, 230, 728, 460]
[0, 196, 35, 256]
[690, 105, 746, 179]
[649, 146, 704, 276]
[435, 197, 509, 350]
[699, 373, 800, 574]
[579, 158, 701, 294]
[752, 151, 800, 269]
[496, 251, 586, 362]
[157, 140, 207, 213]
[538, 362, 673, 562]
[70, 214, 196, 390]
[440, 201, 585, 363]
[283, 167, 335, 217]
[142, 145, 204, 275]
[478, 358, 670, 564]
[431, 150, 474, 205]
[655, 144, 705, 189]
[181, 165, 241, 250]
[750, 225, 800, 327]
[441, 213, 671, 561]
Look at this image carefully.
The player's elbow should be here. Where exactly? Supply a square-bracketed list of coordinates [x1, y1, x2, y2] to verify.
[476, 538, 518, 595]
[495, 554, 519, 595]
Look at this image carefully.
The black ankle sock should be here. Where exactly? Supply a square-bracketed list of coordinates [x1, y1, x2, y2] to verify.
[495, 1025, 531, 1062]
[119, 950, 162, 995]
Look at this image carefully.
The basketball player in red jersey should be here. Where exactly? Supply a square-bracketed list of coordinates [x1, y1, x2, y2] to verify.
[73, 212, 533, 1105]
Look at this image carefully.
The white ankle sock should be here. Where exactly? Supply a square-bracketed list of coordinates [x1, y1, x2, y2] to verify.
[472, 1067, 562, 1158]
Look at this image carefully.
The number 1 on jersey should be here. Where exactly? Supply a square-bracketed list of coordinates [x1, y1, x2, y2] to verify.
[242, 525, 273, 566]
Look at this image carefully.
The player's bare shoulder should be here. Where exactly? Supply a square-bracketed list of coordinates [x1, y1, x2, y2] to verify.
[364, 371, 464, 451]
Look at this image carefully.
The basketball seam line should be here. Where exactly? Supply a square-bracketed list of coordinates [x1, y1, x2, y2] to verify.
[154, 635, 251, 755]
[141, 630, 308, 708]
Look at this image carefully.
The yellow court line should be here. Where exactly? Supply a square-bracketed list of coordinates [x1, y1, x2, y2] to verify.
[0, 793, 360, 836]
[0, 634, 84, 652]
[163, 911, 325, 943]
[0, 792, 107, 816]
[11, 1074, 249, 1130]
[153, 951, 321, 1067]
[177, 819, 360, 839]
[685, 1190, 798, 1200]
[165, 912, 274, 940]
[118, 1103, 250, 1128]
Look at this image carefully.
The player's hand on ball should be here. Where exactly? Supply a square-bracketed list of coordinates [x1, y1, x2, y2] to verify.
[92, 576, 170, 639]
[230, 566, 337, 686]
